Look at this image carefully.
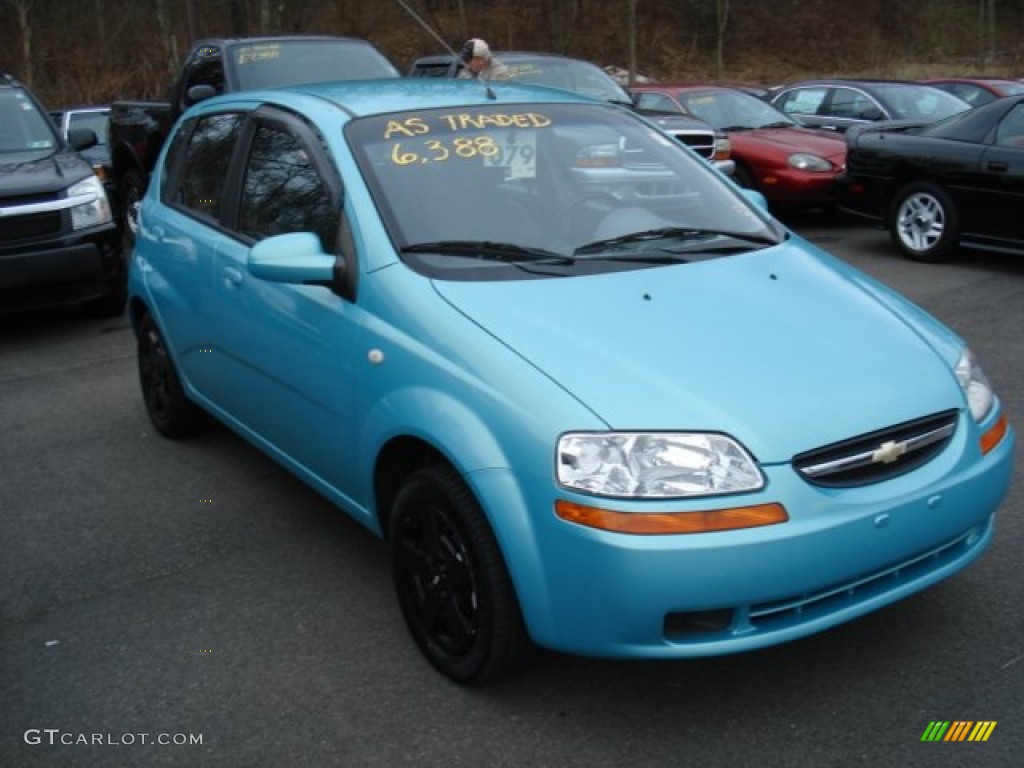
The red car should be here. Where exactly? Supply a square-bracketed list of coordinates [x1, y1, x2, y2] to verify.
[631, 84, 847, 211]
[922, 77, 1024, 107]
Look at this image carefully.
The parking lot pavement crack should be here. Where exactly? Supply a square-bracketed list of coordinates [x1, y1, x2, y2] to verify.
[0, 351, 135, 385]
[1, 558, 225, 631]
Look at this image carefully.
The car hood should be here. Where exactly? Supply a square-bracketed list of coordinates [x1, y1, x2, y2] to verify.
[433, 244, 962, 463]
[0, 147, 93, 196]
[733, 127, 847, 162]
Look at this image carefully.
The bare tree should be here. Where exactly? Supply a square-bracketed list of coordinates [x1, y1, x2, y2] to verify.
[627, 0, 638, 86]
[715, 0, 729, 78]
[5, 0, 37, 85]
[980, 0, 996, 62]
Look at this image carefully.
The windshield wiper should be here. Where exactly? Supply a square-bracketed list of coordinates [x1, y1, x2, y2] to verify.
[758, 121, 796, 129]
[402, 240, 574, 265]
[572, 227, 779, 257]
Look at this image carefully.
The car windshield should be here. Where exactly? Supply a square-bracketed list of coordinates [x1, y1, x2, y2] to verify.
[231, 40, 399, 90]
[0, 88, 58, 157]
[677, 89, 799, 130]
[873, 84, 970, 121]
[503, 57, 633, 105]
[348, 102, 780, 280]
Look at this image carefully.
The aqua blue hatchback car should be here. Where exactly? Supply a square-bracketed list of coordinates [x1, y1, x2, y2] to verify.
[128, 78, 1015, 683]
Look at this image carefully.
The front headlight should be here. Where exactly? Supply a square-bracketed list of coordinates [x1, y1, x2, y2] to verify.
[714, 133, 732, 161]
[557, 432, 764, 498]
[955, 348, 994, 422]
[787, 153, 832, 172]
[68, 175, 112, 230]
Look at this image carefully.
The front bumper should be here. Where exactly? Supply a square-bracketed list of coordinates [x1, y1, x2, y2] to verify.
[481, 408, 1014, 658]
[756, 168, 840, 208]
[0, 223, 120, 312]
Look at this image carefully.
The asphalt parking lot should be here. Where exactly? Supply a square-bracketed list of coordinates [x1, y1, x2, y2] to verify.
[1, 213, 1021, 767]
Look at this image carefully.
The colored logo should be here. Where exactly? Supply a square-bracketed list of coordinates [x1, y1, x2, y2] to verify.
[921, 721, 997, 742]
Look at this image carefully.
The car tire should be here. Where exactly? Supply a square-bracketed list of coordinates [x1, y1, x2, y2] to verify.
[137, 314, 206, 438]
[81, 251, 128, 318]
[389, 464, 532, 683]
[888, 181, 959, 262]
[119, 168, 146, 252]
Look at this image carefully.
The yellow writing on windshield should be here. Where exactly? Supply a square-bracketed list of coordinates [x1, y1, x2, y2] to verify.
[236, 44, 282, 65]
[437, 113, 552, 131]
[384, 118, 430, 138]
[383, 113, 552, 140]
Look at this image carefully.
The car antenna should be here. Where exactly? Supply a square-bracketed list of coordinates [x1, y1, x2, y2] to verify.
[394, 0, 497, 100]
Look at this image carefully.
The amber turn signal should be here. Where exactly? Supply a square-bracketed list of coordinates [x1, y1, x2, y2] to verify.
[980, 413, 1008, 456]
[555, 500, 788, 535]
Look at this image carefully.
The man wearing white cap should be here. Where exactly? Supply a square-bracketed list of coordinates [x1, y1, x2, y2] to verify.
[458, 38, 509, 82]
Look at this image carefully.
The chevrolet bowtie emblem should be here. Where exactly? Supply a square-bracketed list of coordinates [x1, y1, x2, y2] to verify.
[872, 439, 907, 464]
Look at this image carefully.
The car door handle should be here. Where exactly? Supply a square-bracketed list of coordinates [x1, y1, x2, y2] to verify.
[223, 266, 244, 287]
[986, 161, 1008, 172]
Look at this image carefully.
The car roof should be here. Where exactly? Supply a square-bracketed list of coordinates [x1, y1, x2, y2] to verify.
[194, 34, 378, 47]
[194, 76, 600, 120]
[414, 51, 603, 64]
[924, 76, 1019, 83]
[923, 77, 1023, 89]
[777, 79, 928, 88]
[631, 84, 747, 93]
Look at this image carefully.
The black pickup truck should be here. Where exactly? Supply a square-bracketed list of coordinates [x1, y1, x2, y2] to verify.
[108, 35, 399, 242]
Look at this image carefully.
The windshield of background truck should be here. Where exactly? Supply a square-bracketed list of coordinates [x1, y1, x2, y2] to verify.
[232, 40, 400, 89]
[348, 103, 776, 278]
[0, 89, 57, 157]
[504, 58, 633, 104]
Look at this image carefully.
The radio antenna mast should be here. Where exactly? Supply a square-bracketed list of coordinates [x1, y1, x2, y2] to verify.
[394, 0, 497, 99]
[395, 0, 459, 59]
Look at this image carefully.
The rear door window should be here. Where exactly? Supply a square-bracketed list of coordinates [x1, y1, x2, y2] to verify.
[163, 113, 243, 223]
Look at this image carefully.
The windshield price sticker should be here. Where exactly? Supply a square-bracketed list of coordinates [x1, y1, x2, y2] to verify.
[383, 113, 548, 174]
[483, 130, 536, 178]
[236, 44, 282, 65]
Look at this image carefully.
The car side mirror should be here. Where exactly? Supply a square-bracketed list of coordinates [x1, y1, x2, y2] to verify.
[248, 232, 338, 286]
[186, 83, 218, 106]
[858, 107, 884, 121]
[67, 128, 98, 151]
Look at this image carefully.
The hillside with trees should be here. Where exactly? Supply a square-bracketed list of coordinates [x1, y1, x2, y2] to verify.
[3, 0, 1023, 108]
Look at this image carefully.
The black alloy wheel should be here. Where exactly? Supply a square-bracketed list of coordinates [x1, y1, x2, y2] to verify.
[137, 314, 206, 438]
[389, 465, 531, 683]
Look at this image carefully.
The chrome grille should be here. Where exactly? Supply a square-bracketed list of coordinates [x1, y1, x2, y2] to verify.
[793, 410, 958, 487]
[659, 129, 716, 160]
